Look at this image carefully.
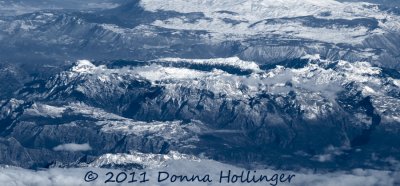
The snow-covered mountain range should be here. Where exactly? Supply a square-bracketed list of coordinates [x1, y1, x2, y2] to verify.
[0, 55, 398, 171]
[0, 0, 399, 185]
[1, 0, 400, 67]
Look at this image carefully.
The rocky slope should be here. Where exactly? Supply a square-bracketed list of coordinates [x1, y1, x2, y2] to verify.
[0, 56, 398, 170]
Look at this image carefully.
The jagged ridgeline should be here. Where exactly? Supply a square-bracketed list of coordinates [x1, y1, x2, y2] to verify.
[0, 56, 399, 170]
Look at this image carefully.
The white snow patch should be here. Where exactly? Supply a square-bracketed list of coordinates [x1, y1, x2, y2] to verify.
[100, 24, 125, 34]
[362, 86, 376, 95]
[136, 65, 208, 82]
[154, 57, 261, 72]
[99, 120, 192, 140]
[71, 60, 97, 73]
[301, 54, 321, 61]
[393, 79, 400, 87]
[25, 103, 66, 118]
[90, 151, 199, 168]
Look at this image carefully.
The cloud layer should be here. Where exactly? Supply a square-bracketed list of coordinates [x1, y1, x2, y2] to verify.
[0, 159, 398, 186]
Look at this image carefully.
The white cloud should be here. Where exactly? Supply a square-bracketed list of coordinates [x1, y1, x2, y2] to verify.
[0, 157, 398, 186]
[53, 143, 92, 152]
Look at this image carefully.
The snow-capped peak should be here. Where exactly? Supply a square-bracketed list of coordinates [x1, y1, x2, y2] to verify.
[71, 60, 96, 73]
